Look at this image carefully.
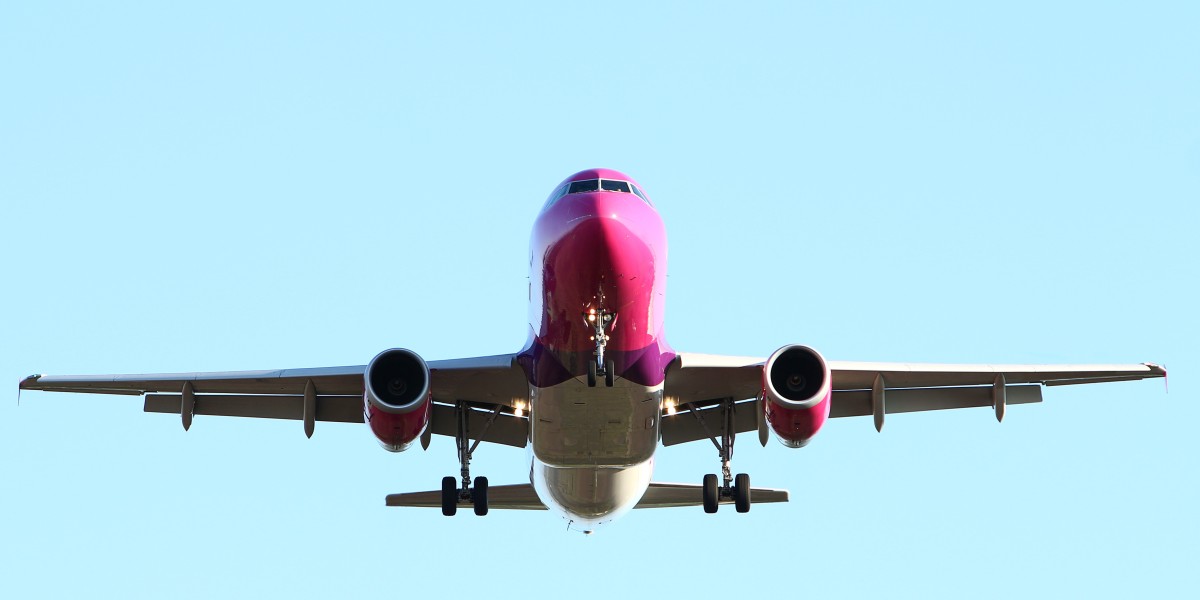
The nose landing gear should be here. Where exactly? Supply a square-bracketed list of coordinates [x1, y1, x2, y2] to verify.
[584, 307, 616, 388]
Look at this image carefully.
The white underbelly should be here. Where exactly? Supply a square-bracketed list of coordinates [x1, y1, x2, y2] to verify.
[527, 377, 662, 529]
[529, 377, 663, 467]
[531, 457, 654, 531]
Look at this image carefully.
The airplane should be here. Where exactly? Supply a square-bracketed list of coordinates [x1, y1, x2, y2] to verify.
[19, 168, 1166, 534]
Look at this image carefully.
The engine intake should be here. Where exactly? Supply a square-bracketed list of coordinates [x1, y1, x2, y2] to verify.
[765, 345, 830, 408]
[365, 348, 431, 414]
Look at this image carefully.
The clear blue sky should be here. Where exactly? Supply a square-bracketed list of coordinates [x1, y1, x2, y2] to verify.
[2, 2, 1196, 597]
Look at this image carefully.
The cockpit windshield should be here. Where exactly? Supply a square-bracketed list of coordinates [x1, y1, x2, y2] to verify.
[543, 178, 653, 211]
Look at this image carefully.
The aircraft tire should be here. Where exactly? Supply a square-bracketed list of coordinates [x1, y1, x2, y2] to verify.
[473, 476, 489, 516]
[604, 359, 615, 387]
[587, 360, 597, 387]
[441, 476, 458, 517]
[734, 473, 751, 513]
[703, 474, 719, 514]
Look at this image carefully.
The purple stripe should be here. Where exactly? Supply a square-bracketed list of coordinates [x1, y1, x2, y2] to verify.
[518, 339, 676, 388]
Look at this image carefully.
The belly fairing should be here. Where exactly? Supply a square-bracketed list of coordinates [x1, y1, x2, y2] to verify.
[528, 379, 663, 467]
[532, 457, 654, 531]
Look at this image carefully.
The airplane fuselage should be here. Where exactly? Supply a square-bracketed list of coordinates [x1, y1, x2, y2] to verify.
[518, 169, 674, 530]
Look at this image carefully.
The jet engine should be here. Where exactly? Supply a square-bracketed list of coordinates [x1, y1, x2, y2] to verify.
[763, 344, 832, 448]
[364, 348, 433, 452]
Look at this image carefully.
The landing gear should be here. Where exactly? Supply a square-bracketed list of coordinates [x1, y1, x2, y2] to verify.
[440, 401, 501, 517]
[690, 398, 753, 514]
[584, 307, 616, 388]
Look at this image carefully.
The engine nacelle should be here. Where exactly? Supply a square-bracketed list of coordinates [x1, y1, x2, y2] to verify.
[364, 348, 433, 452]
[763, 344, 832, 448]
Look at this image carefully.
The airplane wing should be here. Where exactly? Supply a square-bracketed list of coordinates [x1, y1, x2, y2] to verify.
[661, 353, 1166, 446]
[18, 353, 531, 448]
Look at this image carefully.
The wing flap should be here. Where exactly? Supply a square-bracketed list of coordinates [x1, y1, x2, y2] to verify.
[659, 385, 1045, 445]
[144, 394, 364, 423]
[829, 384, 1042, 418]
[428, 403, 528, 449]
[661, 400, 758, 446]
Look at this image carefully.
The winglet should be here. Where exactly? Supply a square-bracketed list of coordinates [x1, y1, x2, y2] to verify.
[1142, 363, 1167, 393]
[19, 374, 42, 390]
[18, 375, 44, 406]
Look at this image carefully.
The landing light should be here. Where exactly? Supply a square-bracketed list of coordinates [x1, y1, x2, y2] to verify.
[665, 399, 677, 416]
[513, 400, 527, 418]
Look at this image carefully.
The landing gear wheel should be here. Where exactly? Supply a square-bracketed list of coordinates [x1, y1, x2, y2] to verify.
[604, 359, 615, 387]
[440, 476, 458, 517]
[472, 476, 489, 516]
[734, 473, 751, 513]
[587, 360, 597, 387]
[702, 473, 719, 514]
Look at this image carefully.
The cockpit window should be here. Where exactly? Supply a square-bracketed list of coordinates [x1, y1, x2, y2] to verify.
[631, 185, 651, 204]
[600, 180, 630, 193]
[542, 176, 653, 211]
[568, 179, 600, 194]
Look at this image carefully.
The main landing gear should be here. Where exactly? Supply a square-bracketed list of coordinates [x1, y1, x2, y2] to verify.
[584, 307, 616, 388]
[440, 401, 500, 517]
[691, 398, 752, 514]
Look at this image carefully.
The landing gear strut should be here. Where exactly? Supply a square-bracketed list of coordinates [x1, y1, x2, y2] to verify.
[440, 401, 499, 517]
[584, 307, 616, 388]
[690, 398, 752, 514]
